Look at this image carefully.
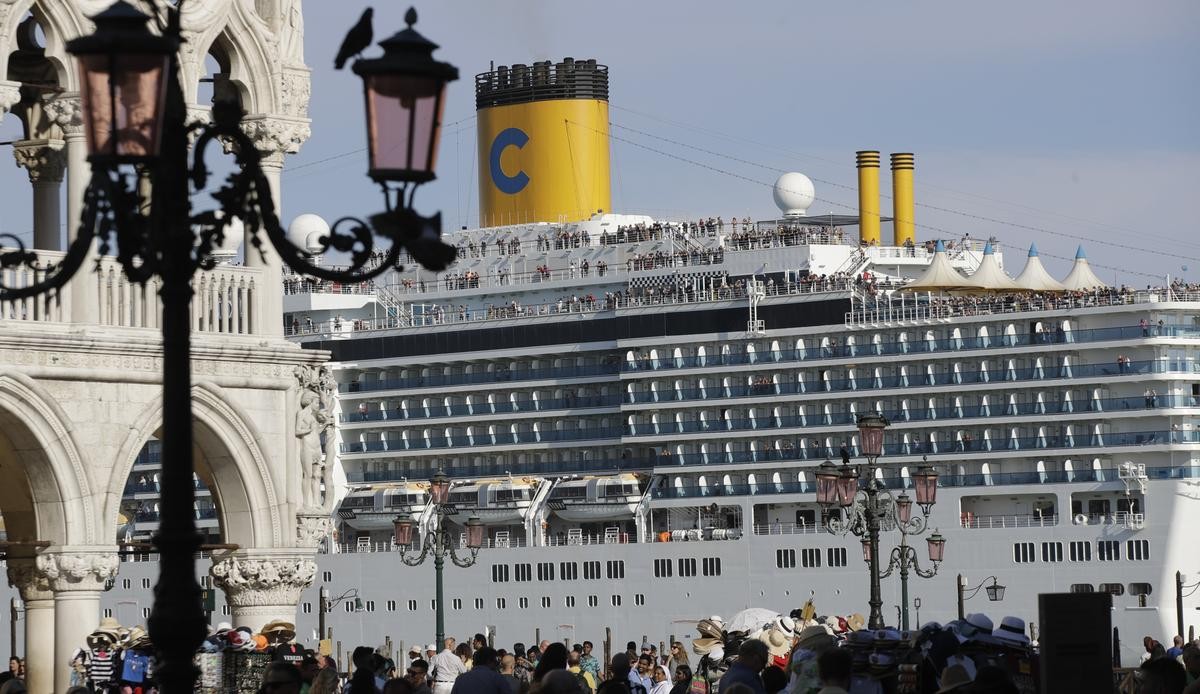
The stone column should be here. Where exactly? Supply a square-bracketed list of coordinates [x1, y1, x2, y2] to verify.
[210, 550, 316, 632]
[7, 561, 55, 694]
[12, 139, 66, 251]
[43, 94, 97, 324]
[240, 116, 311, 338]
[36, 549, 119, 693]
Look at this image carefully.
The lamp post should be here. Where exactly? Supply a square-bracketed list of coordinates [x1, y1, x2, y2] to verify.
[816, 414, 943, 630]
[393, 470, 484, 646]
[1176, 571, 1200, 642]
[318, 587, 362, 641]
[0, 3, 459, 690]
[956, 575, 1005, 620]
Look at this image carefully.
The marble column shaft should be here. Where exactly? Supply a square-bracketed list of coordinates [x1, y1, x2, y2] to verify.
[36, 549, 119, 694]
[12, 139, 66, 252]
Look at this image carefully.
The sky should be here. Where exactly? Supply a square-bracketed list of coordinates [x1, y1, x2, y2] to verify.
[1, 0, 1197, 284]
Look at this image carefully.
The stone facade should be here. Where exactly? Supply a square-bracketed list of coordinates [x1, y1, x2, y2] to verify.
[0, 1, 319, 691]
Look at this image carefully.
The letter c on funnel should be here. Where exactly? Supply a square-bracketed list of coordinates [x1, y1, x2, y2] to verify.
[489, 127, 530, 195]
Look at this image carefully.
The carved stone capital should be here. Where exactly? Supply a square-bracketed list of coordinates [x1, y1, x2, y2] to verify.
[0, 80, 20, 117]
[240, 115, 311, 164]
[12, 138, 66, 183]
[35, 549, 120, 593]
[42, 93, 84, 136]
[6, 560, 54, 602]
[296, 514, 333, 547]
[210, 553, 316, 607]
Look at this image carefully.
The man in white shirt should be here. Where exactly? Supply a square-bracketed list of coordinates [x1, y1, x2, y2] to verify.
[430, 637, 467, 694]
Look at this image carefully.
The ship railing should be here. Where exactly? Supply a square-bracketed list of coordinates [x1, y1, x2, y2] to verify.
[342, 393, 624, 422]
[294, 278, 862, 342]
[282, 277, 376, 296]
[959, 513, 1060, 529]
[752, 522, 822, 536]
[846, 288, 1200, 326]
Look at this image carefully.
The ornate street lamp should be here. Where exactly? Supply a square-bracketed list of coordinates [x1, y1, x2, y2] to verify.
[0, 3, 460, 690]
[821, 413, 944, 630]
[69, 2, 174, 161]
[394, 470, 482, 646]
[352, 8, 457, 184]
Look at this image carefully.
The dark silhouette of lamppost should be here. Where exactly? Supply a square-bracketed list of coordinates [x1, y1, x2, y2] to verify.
[392, 469, 484, 646]
[957, 575, 1005, 620]
[0, 3, 458, 690]
[816, 414, 943, 630]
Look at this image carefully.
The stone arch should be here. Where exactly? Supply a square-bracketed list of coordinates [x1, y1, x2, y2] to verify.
[105, 381, 282, 549]
[0, 0, 88, 91]
[0, 371, 96, 544]
[191, 2, 278, 113]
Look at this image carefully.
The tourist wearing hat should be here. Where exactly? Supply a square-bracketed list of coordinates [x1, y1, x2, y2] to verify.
[788, 625, 837, 694]
[936, 664, 973, 693]
[991, 616, 1030, 647]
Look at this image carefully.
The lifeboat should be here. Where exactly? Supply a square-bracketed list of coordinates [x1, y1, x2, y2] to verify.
[336, 482, 429, 531]
[548, 474, 643, 522]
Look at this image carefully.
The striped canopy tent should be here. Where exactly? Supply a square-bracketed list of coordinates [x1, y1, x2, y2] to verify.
[1060, 246, 1107, 290]
[1013, 243, 1067, 292]
[962, 241, 1021, 292]
[900, 240, 976, 292]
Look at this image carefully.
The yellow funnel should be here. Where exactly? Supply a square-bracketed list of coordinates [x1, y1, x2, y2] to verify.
[891, 153, 915, 247]
[856, 151, 881, 245]
[475, 58, 612, 227]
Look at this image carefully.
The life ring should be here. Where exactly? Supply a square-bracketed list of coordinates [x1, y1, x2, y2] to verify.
[1074, 513, 1088, 525]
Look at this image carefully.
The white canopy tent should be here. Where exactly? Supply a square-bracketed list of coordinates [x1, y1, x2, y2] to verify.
[964, 241, 1020, 291]
[1013, 243, 1066, 291]
[1060, 246, 1107, 290]
[901, 240, 976, 292]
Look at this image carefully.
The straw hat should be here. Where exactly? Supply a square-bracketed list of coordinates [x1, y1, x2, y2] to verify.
[759, 627, 792, 658]
[992, 616, 1030, 646]
[846, 614, 866, 632]
[123, 626, 152, 650]
[252, 634, 270, 652]
[262, 620, 297, 643]
[794, 624, 836, 651]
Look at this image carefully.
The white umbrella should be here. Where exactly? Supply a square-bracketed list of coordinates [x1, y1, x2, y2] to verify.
[726, 608, 779, 634]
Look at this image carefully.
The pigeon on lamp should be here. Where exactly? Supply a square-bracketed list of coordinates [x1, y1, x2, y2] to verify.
[334, 8, 373, 70]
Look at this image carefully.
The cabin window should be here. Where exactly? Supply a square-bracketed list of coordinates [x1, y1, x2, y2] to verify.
[302, 603, 312, 614]
[1013, 542, 1035, 563]
[1129, 583, 1152, 596]
[407, 600, 417, 611]
[518, 598, 529, 609]
[776, 549, 796, 569]
[1098, 541, 1120, 561]
[560, 562, 579, 580]
[1069, 541, 1091, 562]
[611, 595, 622, 607]
[587, 595, 599, 607]
[323, 571, 333, 582]
[606, 560, 625, 579]
[635, 594, 646, 606]
[1099, 583, 1125, 596]
[540, 597, 551, 608]
[702, 558, 722, 577]
[564, 596, 576, 608]
[583, 561, 602, 580]
[801, 549, 821, 568]
[386, 601, 396, 612]
[474, 599, 484, 610]
[492, 565, 510, 583]
[1126, 540, 1150, 561]
[537, 562, 555, 581]
[827, 547, 848, 567]
[514, 563, 532, 582]
[678, 558, 698, 577]
[1041, 542, 1063, 563]
[654, 559, 673, 577]
[1070, 584, 1094, 593]
[496, 598, 506, 610]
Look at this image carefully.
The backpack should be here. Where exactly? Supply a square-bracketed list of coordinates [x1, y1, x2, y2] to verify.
[573, 668, 594, 693]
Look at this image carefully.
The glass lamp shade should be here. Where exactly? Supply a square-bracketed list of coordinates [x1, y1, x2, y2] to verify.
[856, 412, 889, 458]
[836, 468, 859, 507]
[465, 516, 485, 549]
[815, 461, 839, 507]
[392, 513, 414, 545]
[352, 8, 458, 183]
[429, 470, 450, 505]
[895, 494, 913, 525]
[986, 581, 1005, 602]
[914, 466, 939, 508]
[66, 2, 176, 163]
[861, 538, 872, 563]
[926, 531, 946, 563]
[361, 74, 446, 183]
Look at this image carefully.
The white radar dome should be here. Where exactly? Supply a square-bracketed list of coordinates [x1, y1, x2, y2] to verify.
[288, 213, 331, 252]
[772, 172, 815, 217]
[210, 213, 244, 262]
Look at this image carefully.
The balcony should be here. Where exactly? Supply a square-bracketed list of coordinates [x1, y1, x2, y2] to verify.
[342, 393, 623, 423]
[343, 362, 620, 394]
[340, 426, 624, 454]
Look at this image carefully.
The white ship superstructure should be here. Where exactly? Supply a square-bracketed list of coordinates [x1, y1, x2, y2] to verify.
[82, 58, 1199, 665]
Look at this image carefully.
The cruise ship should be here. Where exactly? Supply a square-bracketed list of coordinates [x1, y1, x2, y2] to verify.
[68, 57, 1200, 663]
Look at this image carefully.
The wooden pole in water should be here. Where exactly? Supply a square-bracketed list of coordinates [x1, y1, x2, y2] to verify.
[604, 627, 612, 680]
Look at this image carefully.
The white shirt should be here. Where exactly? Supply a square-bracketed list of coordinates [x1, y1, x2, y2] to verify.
[431, 649, 467, 683]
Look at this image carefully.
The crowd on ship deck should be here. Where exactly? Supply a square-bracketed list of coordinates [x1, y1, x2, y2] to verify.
[897, 285, 1196, 319]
